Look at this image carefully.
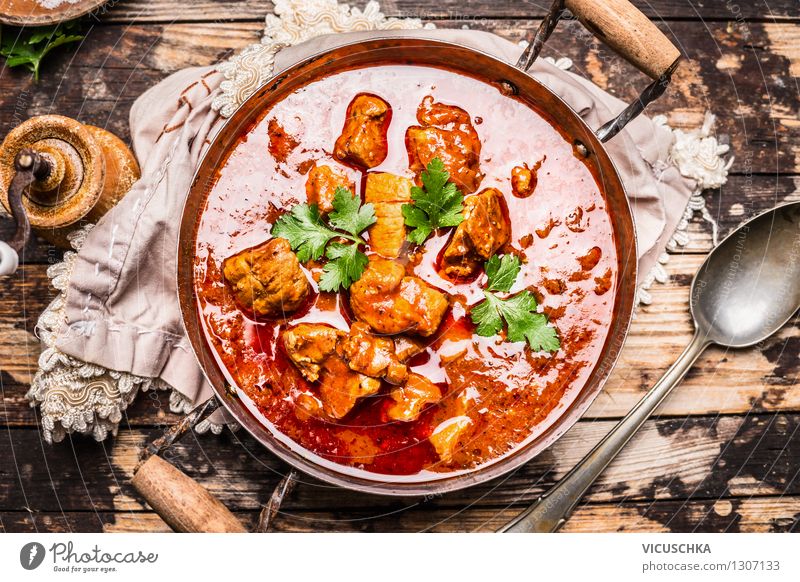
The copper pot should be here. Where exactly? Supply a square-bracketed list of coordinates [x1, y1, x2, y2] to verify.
[175, 0, 680, 497]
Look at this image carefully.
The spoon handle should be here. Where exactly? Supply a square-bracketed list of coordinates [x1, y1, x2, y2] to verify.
[500, 330, 710, 533]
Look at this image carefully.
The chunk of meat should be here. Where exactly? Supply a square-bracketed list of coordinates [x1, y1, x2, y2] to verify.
[350, 257, 449, 337]
[336, 430, 380, 465]
[318, 355, 382, 419]
[222, 237, 310, 318]
[339, 322, 408, 385]
[333, 93, 391, 169]
[440, 188, 511, 279]
[405, 95, 483, 193]
[429, 416, 472, 463]
[393, 336, 425, 362]
[294, 392, 324, 421]
[386, 373, 442, 422]
[305, 164, 353, 213]
[364, 172, 412, 258]
[282, 323, 344, 382]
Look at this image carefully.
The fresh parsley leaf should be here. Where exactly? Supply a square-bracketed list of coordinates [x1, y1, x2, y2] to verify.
[470, 292, 505, 337]
[501, 292, 559, 351]
[270, 203, 340, 262]
[272, 188, 374, 292]
[470, 254, 560, 352]
[0, 21, 84, 81]
[402, 205, 434, 245]
[512, 310, 561, 353]
[485, 253, 521, 293]
[402, 158, 464, 244]
[471, 290, 559, 352]
[318, 243, 369, 292]
[328, 187, 376, 237]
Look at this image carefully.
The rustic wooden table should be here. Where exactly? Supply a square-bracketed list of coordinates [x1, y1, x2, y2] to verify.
[0, 0, 798, 533]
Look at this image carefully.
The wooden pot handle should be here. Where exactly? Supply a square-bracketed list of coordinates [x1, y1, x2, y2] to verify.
[565, 0, 681, 79]
[132, 455, 247, 533]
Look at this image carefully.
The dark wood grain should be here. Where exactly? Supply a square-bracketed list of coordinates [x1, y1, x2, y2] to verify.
[3, 496, 799, 532]
[2, 414, 798, 517]
[93, 0, 800, 24]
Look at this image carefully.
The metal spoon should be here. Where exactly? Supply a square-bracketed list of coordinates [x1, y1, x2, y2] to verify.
[501, 201, 800, 533]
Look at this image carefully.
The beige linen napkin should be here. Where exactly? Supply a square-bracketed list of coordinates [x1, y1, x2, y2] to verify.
[29, 29, 694, 441]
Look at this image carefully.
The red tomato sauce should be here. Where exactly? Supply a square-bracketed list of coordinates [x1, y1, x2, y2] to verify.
[194, 64, 618, 475]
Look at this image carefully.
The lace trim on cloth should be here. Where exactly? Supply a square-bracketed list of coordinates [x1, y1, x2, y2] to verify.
[26, 227, 193, 444]
[211, 0, 434, 117]
[27, 0, 732, 442]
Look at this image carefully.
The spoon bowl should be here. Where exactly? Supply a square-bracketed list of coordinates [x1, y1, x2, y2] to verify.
[692, 201, 800, 348]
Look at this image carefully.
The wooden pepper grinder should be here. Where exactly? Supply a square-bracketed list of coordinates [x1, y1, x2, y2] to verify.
[0, 115, 140, 275]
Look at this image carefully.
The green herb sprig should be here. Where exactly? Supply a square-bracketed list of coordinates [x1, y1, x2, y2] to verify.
[470, 254, 560, 352]
[402, 158, 464, 244]
[0, 21, 85, 81]
[271, 187, 376, 292]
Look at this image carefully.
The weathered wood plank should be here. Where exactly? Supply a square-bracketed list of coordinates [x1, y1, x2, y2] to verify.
[0, 22, 261, 147]
[0, 266, 55, 397]
[682, 174, 800, 253]
[94, 0, 800, 24]
[274, 498, 800, 533]
[0, 21, 796, 174]
[507, 19, 800, 176]
[3, 495, 799, 532]
[2, 252, 798, 427]
[1, 413, 797, 516]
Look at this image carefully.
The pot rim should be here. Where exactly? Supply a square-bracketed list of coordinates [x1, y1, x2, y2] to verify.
[177, 36, 638, 496]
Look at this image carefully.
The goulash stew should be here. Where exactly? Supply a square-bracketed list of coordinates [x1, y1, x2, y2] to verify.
[194, 64, 618, 475]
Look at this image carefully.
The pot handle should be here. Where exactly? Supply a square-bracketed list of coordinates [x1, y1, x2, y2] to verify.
[132, 455, 247, 533]
[566, 0, 680, 80]
[518, 0, 681, 142]
[131, 397, 246, 532]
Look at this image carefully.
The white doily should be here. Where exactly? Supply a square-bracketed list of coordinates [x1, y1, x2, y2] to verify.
[26, 0, 732, 442]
